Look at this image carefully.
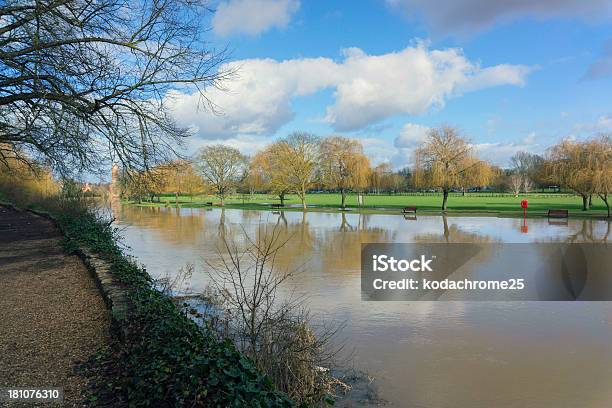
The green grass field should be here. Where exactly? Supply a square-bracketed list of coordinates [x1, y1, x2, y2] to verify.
[127, 192, 610, 218]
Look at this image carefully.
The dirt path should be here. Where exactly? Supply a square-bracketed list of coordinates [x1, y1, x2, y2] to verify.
[0, 206, 110, 406]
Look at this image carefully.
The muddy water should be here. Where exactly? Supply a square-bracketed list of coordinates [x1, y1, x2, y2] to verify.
[112, 204, 612, 408]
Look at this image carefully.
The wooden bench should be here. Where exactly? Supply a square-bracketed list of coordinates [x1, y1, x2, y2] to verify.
[402, 207, 417, 214]
[206, 201, 213, 206]
[547, 209, 568, 218]
[271, 203, 284, 209]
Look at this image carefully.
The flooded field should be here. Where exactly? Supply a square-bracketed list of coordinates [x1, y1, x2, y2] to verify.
[112, 205, 612, 408]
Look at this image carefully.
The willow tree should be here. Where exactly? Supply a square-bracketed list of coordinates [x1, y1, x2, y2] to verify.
[544, 140, 597, 211]
[195, 145, 246, 206]
[1, 0, 232, 175]
[252, 143, 293, 206]
[319, 136, 370, 209]
[591, 135, 612, 217]
[413, 126, 492, 211]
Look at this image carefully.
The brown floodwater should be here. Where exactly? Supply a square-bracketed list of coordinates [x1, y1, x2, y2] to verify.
[111, 204, 612, 408]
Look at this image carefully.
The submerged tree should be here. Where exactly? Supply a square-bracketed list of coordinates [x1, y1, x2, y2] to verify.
[413, 126, 492, 211]
[0, 0, 232, 175]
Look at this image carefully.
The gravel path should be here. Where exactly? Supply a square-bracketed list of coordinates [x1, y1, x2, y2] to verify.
[0, 206, 110, 407]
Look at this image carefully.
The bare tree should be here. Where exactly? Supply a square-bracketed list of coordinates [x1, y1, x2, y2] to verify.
[278, 132, 319, 209]
[203, 222, 345, 405]
[195, 144, 246, 205]
[319, 136, 370, 210]
[1, 0, 233, 175]
[509, 173, 522, 197]
[413, 126, 492, 211]
[510, 151, 544, 191]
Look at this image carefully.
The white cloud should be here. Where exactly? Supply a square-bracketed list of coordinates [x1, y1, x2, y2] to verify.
[360, 137, 397, 166]
[391, 123, 431, 168]
[386, 0, 612, 35]
[597, 114, 612, 129]
[212, 0, 300, 36]
[167, 44, 532, 139]
[167, 57, 339, 138]
[184, 134, 272, 157]
[473, 133, 541, 167]
[572, 114, 612, 135]
[394, 123, 430, 148]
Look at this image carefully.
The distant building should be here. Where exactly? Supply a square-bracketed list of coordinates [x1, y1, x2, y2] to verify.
[82, 182, 92, 193]
[111, 163, 120, 198]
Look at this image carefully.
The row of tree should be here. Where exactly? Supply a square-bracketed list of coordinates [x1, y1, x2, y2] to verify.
[118, 127, 612, 215]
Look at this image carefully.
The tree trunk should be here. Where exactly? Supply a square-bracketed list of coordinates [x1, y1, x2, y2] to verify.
[341, 189, 346, 209]
[442, 189, 449, 212]
[589, 194, 593, 208]
[279, 193, 285, 206]
[600, 194, 610, 218]
[582, 194, 589, 211]
[301, 195, 307, 210]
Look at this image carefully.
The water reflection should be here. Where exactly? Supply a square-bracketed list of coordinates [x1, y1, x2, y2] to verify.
[111, 204, 612, 408]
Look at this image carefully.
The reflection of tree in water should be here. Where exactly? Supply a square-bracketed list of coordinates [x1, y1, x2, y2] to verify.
[339, 212, 353, 231]
[241, 211, 317, 273]
[276, 211, 288, 228]
[566, 219, 611, 243]
[116, 205, 206, 245]
[249, 211, 398, 274]
[320, 213, 396, 273]
[413, 215, 497, 243]
[218, 208, 226, 237]
[530, 219, 612, 300]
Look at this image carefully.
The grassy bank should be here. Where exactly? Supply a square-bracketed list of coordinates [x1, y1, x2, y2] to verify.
[3, 196, 293, 407]
[128, 192, 610, 218]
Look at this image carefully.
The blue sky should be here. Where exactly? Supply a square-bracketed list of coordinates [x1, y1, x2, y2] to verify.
[169, 0, 612, 168]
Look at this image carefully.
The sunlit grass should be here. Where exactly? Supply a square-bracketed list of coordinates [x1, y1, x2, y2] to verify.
[128, 192, 609, 217]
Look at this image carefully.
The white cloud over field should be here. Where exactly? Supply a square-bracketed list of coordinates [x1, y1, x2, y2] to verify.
[167, 44, 532, 139]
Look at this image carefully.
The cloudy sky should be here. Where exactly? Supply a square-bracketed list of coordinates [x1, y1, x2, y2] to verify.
[168, 0, 612, 168]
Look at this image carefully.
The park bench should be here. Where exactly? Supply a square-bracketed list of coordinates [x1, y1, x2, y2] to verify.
[402, 207, 417, 214]
[206, 201, 213, 206]
[547, 209, 569, 218]
[271, 203, 284, 209]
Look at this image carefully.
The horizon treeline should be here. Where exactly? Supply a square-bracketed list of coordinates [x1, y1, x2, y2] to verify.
[116, 127, 611, 214]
